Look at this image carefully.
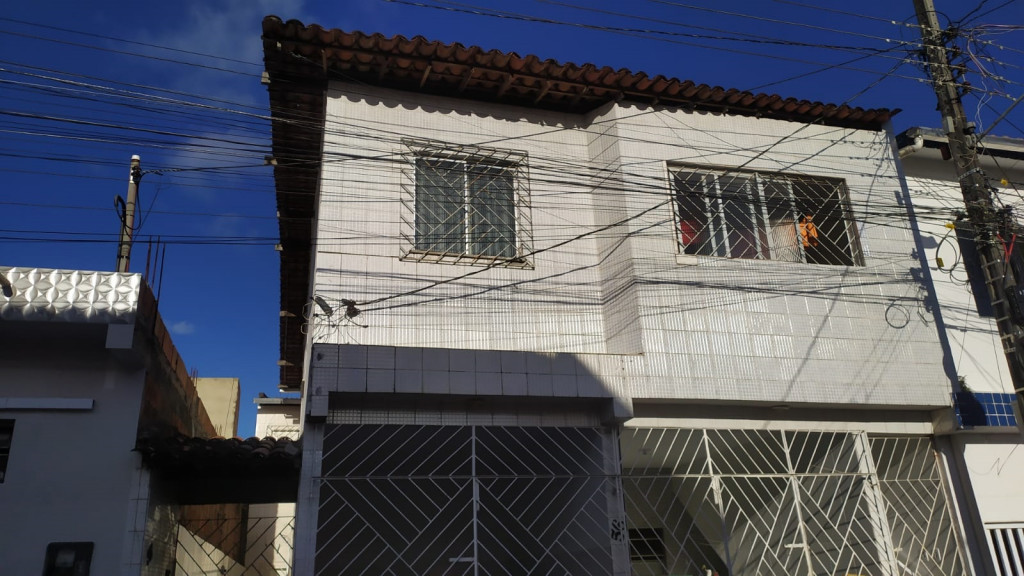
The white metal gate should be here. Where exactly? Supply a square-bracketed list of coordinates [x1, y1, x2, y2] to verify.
[620, 429, 966, 576]
[870, 436, 965, 576]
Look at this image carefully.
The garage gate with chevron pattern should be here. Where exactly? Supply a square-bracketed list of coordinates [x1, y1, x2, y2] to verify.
[312, 425, 964, 576]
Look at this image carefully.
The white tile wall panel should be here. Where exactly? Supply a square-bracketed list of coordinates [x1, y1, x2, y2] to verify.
[312, 84, 952, 409]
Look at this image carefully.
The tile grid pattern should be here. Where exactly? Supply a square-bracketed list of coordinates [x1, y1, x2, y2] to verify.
[312, 86, 950, 408]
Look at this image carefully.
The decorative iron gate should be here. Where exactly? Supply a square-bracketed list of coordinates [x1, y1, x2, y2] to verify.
[315, 424, 623, 575]
[173, 504, 295, 576]
[871, 436, 966, 576]
[619, 429, 966, 576]
[312, 425, 965, 575]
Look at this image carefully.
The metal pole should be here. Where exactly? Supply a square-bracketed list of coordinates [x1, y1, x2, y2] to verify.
[913, 0, 1024, 401]
[116, 155, 142, 273]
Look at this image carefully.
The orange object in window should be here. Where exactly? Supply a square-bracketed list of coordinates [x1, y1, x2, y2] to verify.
[799, 215, 819, 248]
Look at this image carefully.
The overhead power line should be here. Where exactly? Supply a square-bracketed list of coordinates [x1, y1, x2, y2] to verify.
[0, 27, 257, 76]
[0, 16, 264, 68]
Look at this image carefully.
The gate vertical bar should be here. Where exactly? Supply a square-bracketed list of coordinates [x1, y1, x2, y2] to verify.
[856, 433, 900, 576]
[781, 430, 816, 576]
[703, 429, 734, 575]
[297, 422, 323, 576]
[1013, 528, 1024, 576]
[606, 427, 630, 575]
[472, 425, 479, 576]
[930, 443, 977, 576]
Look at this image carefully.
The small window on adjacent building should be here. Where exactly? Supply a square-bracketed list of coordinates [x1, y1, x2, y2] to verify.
[0, 420, 12, 483]
[43, 542, 94, 576]
[673, 166, 863, 266]
[402, 139, 533, 267]
[629, 527, 665, 565]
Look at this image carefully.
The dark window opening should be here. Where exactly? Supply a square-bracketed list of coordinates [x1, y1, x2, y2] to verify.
[0, 420, 12, 483]
[674, 167, 862, 266]
[43, 542, 93, 576]
[629, 527, 665, 563]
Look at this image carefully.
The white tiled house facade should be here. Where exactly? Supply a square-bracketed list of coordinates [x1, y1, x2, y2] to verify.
[265, 18, 979, 576]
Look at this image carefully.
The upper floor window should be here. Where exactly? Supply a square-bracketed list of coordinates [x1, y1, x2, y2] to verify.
[672, 166, 863, 266]
[402, 139, 533, 267]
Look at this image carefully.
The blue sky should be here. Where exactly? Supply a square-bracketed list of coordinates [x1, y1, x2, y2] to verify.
[1, 0, 1022, 435]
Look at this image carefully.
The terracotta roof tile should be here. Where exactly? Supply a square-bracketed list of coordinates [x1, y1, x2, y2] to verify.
[137, 433, 301, 474]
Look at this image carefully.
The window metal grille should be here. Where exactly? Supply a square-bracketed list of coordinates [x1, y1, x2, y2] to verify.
[672, 166, 863, 266]
[264, 423, 301, 439]
[987, 525, 1024, 576]
[401, 139, 533, 267]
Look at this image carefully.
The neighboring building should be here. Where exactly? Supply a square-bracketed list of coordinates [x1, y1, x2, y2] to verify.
[898, 127, 1024, 576]
[263, 17, 978, 576]
[248, 395, 302, 576]
[0, 266, 297, 576]
[255, 395, 301, 440]
[194, 377, 241, 438]
[0, 266, 217, 576]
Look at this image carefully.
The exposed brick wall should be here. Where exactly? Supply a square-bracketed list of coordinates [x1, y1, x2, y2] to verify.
[178, 503, 247, 565]
[136, 282, 216, 438]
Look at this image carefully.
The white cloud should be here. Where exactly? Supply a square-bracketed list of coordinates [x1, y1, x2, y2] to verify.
[170, 321, 196, 335]
[139, 0, 311, 104]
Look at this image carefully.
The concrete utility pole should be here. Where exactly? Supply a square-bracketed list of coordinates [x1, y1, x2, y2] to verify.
[913, 0, 1024, 404]
[115, 155, 142, 273]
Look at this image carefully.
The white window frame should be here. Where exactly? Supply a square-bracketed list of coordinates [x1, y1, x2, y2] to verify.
[400, 139, 533, 268]
[671, 164, 863, 267]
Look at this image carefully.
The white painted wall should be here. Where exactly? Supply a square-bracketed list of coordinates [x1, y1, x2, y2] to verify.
[901, 145, 1024, 562]
[902, 151, 1018, 393]
[0, 327, 148, 576]
[310, 81, 949, 409]
[957, 437, 1024, 525]
[315, 84, 605, 354]
[254, 402, 300, 439]
[251, 401, 300, 576]
[590, 104, 946, 406]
